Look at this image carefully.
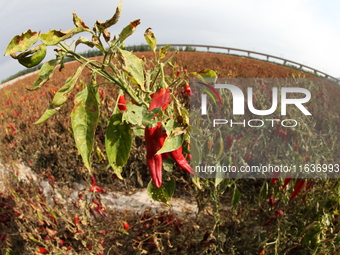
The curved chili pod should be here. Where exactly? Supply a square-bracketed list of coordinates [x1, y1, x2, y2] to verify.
[145, 122, 163, 188]
[170, 146, 194, 175]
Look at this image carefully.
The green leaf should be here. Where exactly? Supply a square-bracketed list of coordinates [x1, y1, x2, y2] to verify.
[118, 19, 140, 43]
[95, 0, 122, 30]
[13, 44, 47, 68]
[197, 69, 218, 83]
[147, 178, 176, 205]
[259, 181, 268, 200]
[4, 30, 39, 56]
[131, 126, 144, 138]
[159, 44, 171, 60]
[123, 103, 144, 125]
[144, 28, 157, 52]
[40, 27, 85, 45]
[34, 108, 59, 125]
[34, 63, 86, 124]
[218, 178, 231, 193]
[157, 134, 183, 155]
[231, 185, 241, 209]
[71, 84, 100, 172]
[118, 48, 145, 88]
[240, 133, 253, 143]
[215, 168, 226, 187]
[27, 59, 59, 91]
[75, 36, 96, 48]
[105, 100, 132, 179]
[142, 108, 162, 126]
[162, 158, 174, 173]
[156, 119, 185, 154]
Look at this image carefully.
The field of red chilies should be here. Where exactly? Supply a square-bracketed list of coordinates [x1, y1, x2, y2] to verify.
[0, 51, 339, 254]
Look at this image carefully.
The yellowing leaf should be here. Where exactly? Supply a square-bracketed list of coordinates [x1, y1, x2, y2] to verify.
[118, 19, 140, 43]
[28, 59, 59, 91]
[118, 48, 145, 87]
[105, 99, 132, 179]
[4, 30, 39, 56]
[14, 44, 47, 68]
[144, 28, 157, 52]
[71, 84, 100, 172]
[34, 63, 86, 124]
[40, 27, 85, 45]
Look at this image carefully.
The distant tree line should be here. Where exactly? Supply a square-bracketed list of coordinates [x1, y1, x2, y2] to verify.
[1, 44, 196, 84]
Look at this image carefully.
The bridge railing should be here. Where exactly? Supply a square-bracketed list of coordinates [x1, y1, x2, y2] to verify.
[158, 44, 340, 85]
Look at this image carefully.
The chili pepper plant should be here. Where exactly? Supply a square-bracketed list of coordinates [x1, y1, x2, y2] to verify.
[3, 1, 209, 203]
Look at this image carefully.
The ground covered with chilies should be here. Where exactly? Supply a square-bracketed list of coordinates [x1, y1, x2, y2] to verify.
[0, 51, 339, 254]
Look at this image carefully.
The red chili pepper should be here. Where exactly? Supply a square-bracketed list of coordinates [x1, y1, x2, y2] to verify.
[74, 217, 80, 225]
[263, 217, 275, 226]
[170, 146, 194, 175]
[123, 221, 130, 230]
[226, 136, 233, 150]
[86, 243, 93, 250]
[290, 179, 305, 200]
[149, 88, 170, 111]
[145, 122, 163, 188]
[98, 88, 104, 101]
[37, 247, 49, 254]
[184, 85, 192, 96]
[117, 94, 127, 112]
[275, 210, 284, 218]
[89, 175, 106, 193]
[145, 88, 171, 188]
[268, 195, 276, 209]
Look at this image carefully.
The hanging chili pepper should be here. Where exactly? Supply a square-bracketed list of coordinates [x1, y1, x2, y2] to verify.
[145, 122, 163, 188]
[117, 94, 127, 112]
[158, 130, 193, 175]
[145, 88, 171, 188]
[170, 146, 194, 175]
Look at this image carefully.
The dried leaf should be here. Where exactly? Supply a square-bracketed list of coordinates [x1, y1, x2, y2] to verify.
[96, 0, 122, 30]
[72, 11, 90, 29]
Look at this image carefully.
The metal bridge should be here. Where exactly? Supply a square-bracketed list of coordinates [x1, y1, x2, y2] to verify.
[158, 44, 340, 84]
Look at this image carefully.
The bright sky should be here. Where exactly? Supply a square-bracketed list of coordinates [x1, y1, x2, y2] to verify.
[1, 0, 340, 82]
